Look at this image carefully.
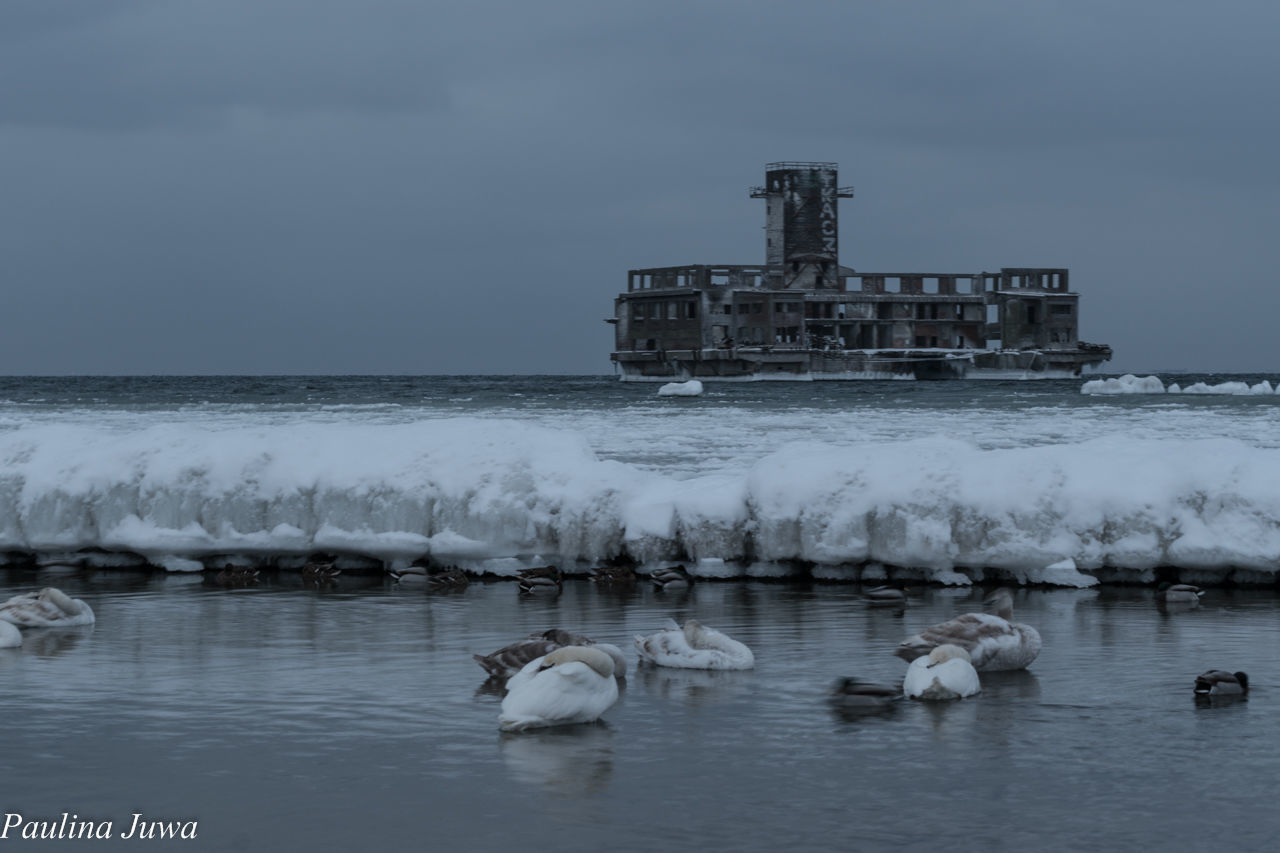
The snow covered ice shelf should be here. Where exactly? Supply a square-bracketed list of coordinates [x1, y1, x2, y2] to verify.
[2, 420, 1279, 585]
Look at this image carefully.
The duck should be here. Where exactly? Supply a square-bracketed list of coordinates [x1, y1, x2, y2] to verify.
[499, 646, 620, 732]
[425, 567, 469, 590]
[517, 566, 563, 594]
[589, 563, 637, 586]
[894, 588, 1041, 671]
[388, 564, 428, 583]
[903, 644, 981, 700]
[301, 557, 341, 583]
[650, 565, 694, 590]
[0, 619, 20, 648]
[213, 565, 259, 587]
[1194, 670, 1248, 696]
[864, 585, 907, 607]
[1156, 583, 1203, 605]
[828, 677, 901, 711]
[474, 629, 627, 681]
[634, 619, 754, 670]
[0, 587, 96, 628]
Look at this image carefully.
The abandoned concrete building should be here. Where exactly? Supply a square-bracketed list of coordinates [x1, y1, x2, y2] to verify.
[609, 162, 1111, 380]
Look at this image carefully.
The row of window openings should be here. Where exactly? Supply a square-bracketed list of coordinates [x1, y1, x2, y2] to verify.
[632, 302, 698, 320]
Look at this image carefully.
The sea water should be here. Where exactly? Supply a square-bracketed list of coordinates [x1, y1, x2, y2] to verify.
[2, 376, 1278, 850]
[1, 577, 1277, 851]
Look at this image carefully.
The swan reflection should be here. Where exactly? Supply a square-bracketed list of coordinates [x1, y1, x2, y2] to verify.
[500, 723, 614, 795]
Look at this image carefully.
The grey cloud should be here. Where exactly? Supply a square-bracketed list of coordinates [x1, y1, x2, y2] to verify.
[0, 0, 1277, 374]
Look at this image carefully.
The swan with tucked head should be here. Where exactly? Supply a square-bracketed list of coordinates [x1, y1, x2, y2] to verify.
[903, 644, 981, 701]
[0, 588, 95, 628]
[634, 619, 754, 670]
[895, 588, 1040, 671]
[0, 619, 20, 649]
[499, 646, 620, 732]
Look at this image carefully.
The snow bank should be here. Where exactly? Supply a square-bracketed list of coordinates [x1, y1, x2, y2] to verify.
[2, 422, 1279, 584]
[1081, 375, 1278, 396]
[657, 380, 704, 397]
[1175, 380, 1274, 395]
[1081, 374, 1166, 395]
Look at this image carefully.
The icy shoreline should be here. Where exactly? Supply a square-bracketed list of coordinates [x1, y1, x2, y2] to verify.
[2, 420, 1278, 587]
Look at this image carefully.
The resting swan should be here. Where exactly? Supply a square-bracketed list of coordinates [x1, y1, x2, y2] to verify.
[0, 619, 19, 648]
[903, 644, 981, 700]
[634, 619, 754, 670]
[0, 588, 95, 628]
[499, 646, 620, 732]
[894, 588, 1040, 671]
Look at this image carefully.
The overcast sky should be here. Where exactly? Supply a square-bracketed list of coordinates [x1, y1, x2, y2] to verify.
[2, 0, 1277, 375]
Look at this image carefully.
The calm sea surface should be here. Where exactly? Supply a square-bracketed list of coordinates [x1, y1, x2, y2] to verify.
[1, 376, 1278, 850]
[2, 575, 1277, 851]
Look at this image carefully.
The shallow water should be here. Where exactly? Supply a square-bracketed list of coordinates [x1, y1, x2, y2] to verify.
[3, 570, 1277, 851]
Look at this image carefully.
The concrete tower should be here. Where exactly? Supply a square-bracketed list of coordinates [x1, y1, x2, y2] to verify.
[751, 162, 852, 290]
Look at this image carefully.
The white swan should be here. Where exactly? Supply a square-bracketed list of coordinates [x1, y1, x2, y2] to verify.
[633, 619, 754, 670]
[499, 646, 620, 732]
[0, 588, 95, 628]
[903, 644, 981, 700]
[894, 588, 1040, 671]
[0, 619, 20, 648]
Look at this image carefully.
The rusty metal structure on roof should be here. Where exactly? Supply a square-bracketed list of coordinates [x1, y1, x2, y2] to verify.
[608, 162, 1111, 380]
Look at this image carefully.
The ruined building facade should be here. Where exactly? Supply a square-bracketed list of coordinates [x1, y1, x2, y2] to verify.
[609, 162, 1111, 380]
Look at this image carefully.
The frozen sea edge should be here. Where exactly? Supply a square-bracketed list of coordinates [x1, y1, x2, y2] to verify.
[2, 420, 1278, 587]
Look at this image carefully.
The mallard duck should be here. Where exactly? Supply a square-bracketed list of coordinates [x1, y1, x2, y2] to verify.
[894, 588, 1041, 671]
[589, 564, 637, 585]
[517, 566, 563, 594]
[0, 619, 20, 648]
[1194, 670, 1248, 695]
[864, 585, 907, 607]
[0, 587, 96, 628]
[650, 565, 693, 590]
[499, 646, 620, 732]
[903, 644, 981, 700]
[426, 567, 469, 589]
[301, 558, 341, 583]
[474, 629, 627, 681]
[1156, 583, 1203, 605]
[828, 678, 901, 710]
[634, 619, 754, 670]
[213, 565, 259, 587]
